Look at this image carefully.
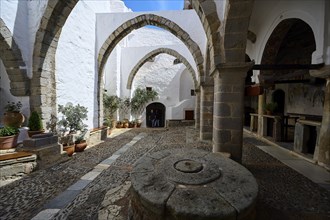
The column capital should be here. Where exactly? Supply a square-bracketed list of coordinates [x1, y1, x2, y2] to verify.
[211, 62, 255, 78]
[310, 65, 330, 79]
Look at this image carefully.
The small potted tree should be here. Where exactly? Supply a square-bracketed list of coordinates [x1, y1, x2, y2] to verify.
[57, 104, 88, 156]
[119, 98, 131, 128]
[103, 93, 120, 131]
[0, 126, 20, 149]
[3, 101, 24, 127]
[27, 111, 44, 137]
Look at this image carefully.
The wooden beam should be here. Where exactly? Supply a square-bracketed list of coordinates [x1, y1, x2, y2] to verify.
[253, 63, 324, 70]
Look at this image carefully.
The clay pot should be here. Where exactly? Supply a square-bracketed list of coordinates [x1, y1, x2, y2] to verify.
[3, 112, 25, 128]
[75, 141, 87, 152]
[63, 144, 75, 156]
[0, 135, 19, 149]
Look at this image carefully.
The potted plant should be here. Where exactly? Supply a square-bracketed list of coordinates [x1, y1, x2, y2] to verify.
[74, 129, 88, 152]
[103, 94, 120, 129]
[27, 111, 44, 137]
[57, 103, 88, 156]
[119, 97, 131, 121]
[264, 102, 278, 115]
[0, 126, 20, 149]
[3, 101, 24, 128]
[57, 104, 88, 135]
[116, 121, 123, 128]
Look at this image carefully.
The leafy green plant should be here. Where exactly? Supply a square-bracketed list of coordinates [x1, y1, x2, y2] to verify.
[4, 101, 22, 112]
[75, 129, 88, 144]
[119, 97, 131, 119]
[28, 111, 43, 131]
[264, 102, 278, 113]
[57, 104, 88, 135]
[131, 88, 158, 118]
[103, 94, 121, 126]
[0, 126, 19, 137]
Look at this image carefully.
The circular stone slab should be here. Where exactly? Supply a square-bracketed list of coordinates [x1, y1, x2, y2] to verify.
[174, 159, 203, 173]
[130, 148, 258, 220]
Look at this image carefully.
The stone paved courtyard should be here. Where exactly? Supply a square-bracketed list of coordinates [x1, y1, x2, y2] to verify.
[0, 127, 330, 220]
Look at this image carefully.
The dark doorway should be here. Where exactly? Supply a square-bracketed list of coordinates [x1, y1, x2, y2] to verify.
[146, 102, 166, 128]
[272, 89, 285, 115]
[185, 110, 194, 120]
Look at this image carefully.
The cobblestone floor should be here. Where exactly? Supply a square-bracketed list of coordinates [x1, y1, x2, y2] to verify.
[1, 127, 330, 220]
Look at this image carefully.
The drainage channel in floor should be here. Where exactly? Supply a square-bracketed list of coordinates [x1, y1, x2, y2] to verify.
[31, 133, 146, 220]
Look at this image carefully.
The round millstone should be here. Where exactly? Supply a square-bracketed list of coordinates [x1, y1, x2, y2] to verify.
[130, 148, 258, 220]
[174, 159, 203, 173]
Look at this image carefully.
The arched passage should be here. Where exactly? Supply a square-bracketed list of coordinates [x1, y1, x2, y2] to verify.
[31, 0, 79, 123]
[98, 14, 204, 82]
[0, 18, 28, 96]
[127, 48, 198, 90]
[260, 18, 316, 83]
[146, 102, 166, 128]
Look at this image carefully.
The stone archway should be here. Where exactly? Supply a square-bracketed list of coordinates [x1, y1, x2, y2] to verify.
[188, 0, 221, 73]
[0, 18, 28, 96]
[31, 0, 79, 124]
[98, 14, 204, 82]
[127, 48, 198, 90]
[260, 18, 316, 83]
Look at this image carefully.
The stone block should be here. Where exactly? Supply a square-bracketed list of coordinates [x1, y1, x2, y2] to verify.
[18, 143, 62, 169]
[23, 135, 59, 148]
[0, 161, 37, 180]
[294, 122, 309, 153]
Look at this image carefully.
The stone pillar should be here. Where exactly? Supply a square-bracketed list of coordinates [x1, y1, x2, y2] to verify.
[311, 66, 330, 169]
[195, 89, 201, 130]
[200, 82, 214, 141]
[212, 63, 252, 163]
[257, 94, 265, 137]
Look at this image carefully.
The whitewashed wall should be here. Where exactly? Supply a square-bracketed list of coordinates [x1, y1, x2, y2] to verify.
[96, 10, 207, 58]
[56, 1, 115, 128]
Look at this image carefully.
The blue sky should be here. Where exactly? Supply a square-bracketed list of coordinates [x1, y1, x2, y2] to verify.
[122, 0, 184, 12]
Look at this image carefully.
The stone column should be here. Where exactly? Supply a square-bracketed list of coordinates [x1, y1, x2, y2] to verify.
[195, 89, 201, 130]
[200, 81, 214, 141]
[212, 63, 253, 163]
[311, 66, 330, 169]
[257, 94, 265, 137]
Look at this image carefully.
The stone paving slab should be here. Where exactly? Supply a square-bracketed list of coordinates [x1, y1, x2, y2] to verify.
[1, 127, 330, 220]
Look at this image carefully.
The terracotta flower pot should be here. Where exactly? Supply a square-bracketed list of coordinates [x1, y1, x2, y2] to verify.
[3, 112, 25, 128]
[75, 141, 87, 152]
[63, 144, 75, 156]
[0, 135, 19, 149]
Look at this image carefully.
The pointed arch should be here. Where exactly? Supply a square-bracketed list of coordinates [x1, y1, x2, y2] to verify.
[222, 0, 254, 63]
[0, 18, 28, 96]
[98, 14, 204, 83]
[188, 0, 221, 72]
[189, 0, 254, 68]
[127, 48, 198, 90]
[31, 0, 79, 122]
